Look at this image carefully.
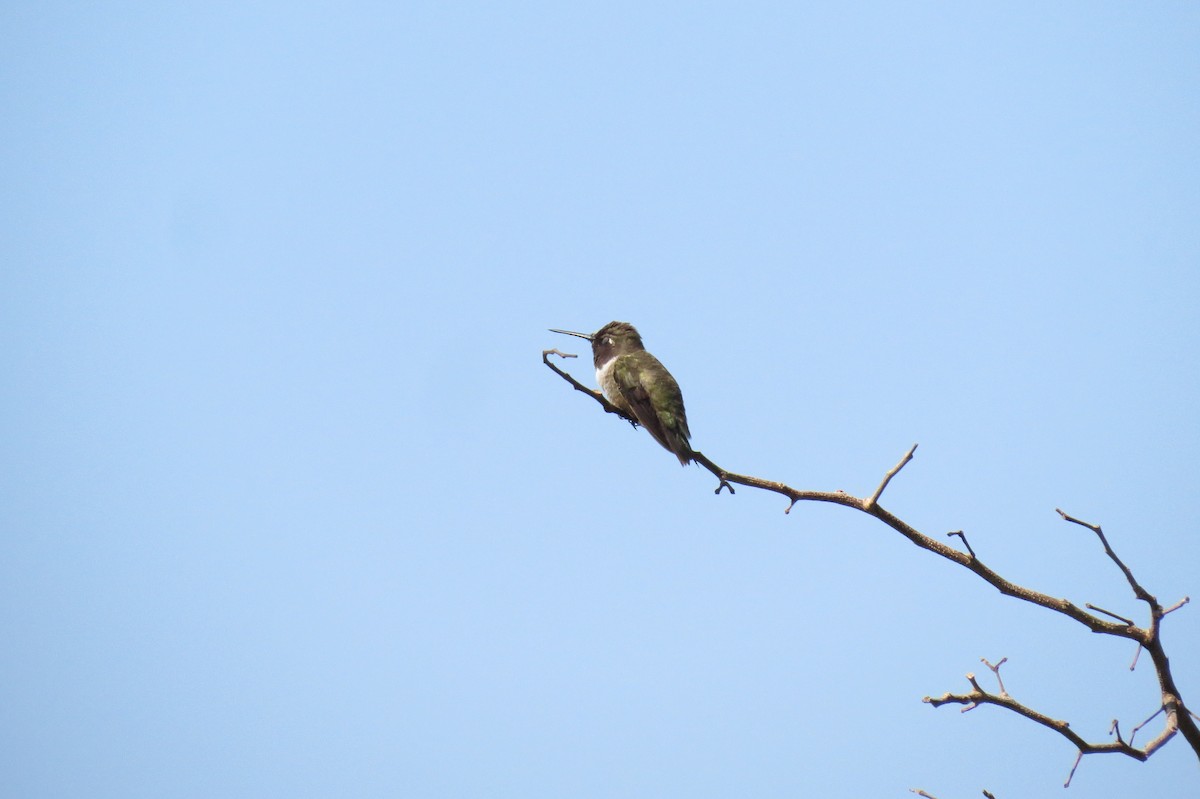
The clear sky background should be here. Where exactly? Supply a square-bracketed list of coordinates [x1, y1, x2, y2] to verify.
[2, 3, 1198, 797]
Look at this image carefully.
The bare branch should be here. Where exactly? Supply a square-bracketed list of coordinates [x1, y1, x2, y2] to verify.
[925, 671, 1149, 763]
[688, 450, 861, 513]
[546, 355, 1200, 768]
[873, 510, 1137, 640]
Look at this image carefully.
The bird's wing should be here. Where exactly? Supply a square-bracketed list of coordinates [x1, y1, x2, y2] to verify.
[612, 354, 675, 452]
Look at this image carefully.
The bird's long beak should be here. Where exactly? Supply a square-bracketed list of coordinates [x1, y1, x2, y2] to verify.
[549, 328, 593, 341]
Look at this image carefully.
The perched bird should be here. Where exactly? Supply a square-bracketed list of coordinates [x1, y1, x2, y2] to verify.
[550, 321, 693, 466]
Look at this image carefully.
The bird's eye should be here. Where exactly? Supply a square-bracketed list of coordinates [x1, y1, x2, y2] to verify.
[603, 337, 612, 346]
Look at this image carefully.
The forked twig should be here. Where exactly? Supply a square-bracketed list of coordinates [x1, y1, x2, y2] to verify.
[981, 657, 1008, 697]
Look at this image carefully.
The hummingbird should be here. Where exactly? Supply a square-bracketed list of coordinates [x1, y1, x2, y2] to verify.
[549, 321, 694, 466]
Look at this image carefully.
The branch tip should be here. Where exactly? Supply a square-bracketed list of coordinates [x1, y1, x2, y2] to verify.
[1163, 596, 1190, 616]
[1055, 507, 1100, 532]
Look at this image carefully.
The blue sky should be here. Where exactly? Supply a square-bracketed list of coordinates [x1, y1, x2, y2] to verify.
[2, 3, 1198, 797]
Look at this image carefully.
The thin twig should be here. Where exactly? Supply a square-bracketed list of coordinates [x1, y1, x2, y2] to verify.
[1056, 509, 1154, 604]
[865, 443, 918, 509]
[1130, 707, 1165, 747]
[1130, 643, 1143, 672]
[948, 530, 976, 559]
[1086, 603, 1135, 626]
[1065, 750, 1084, 788]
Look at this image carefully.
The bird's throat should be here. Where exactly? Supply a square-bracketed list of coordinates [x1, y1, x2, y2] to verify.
[595, 355, 622, 408]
